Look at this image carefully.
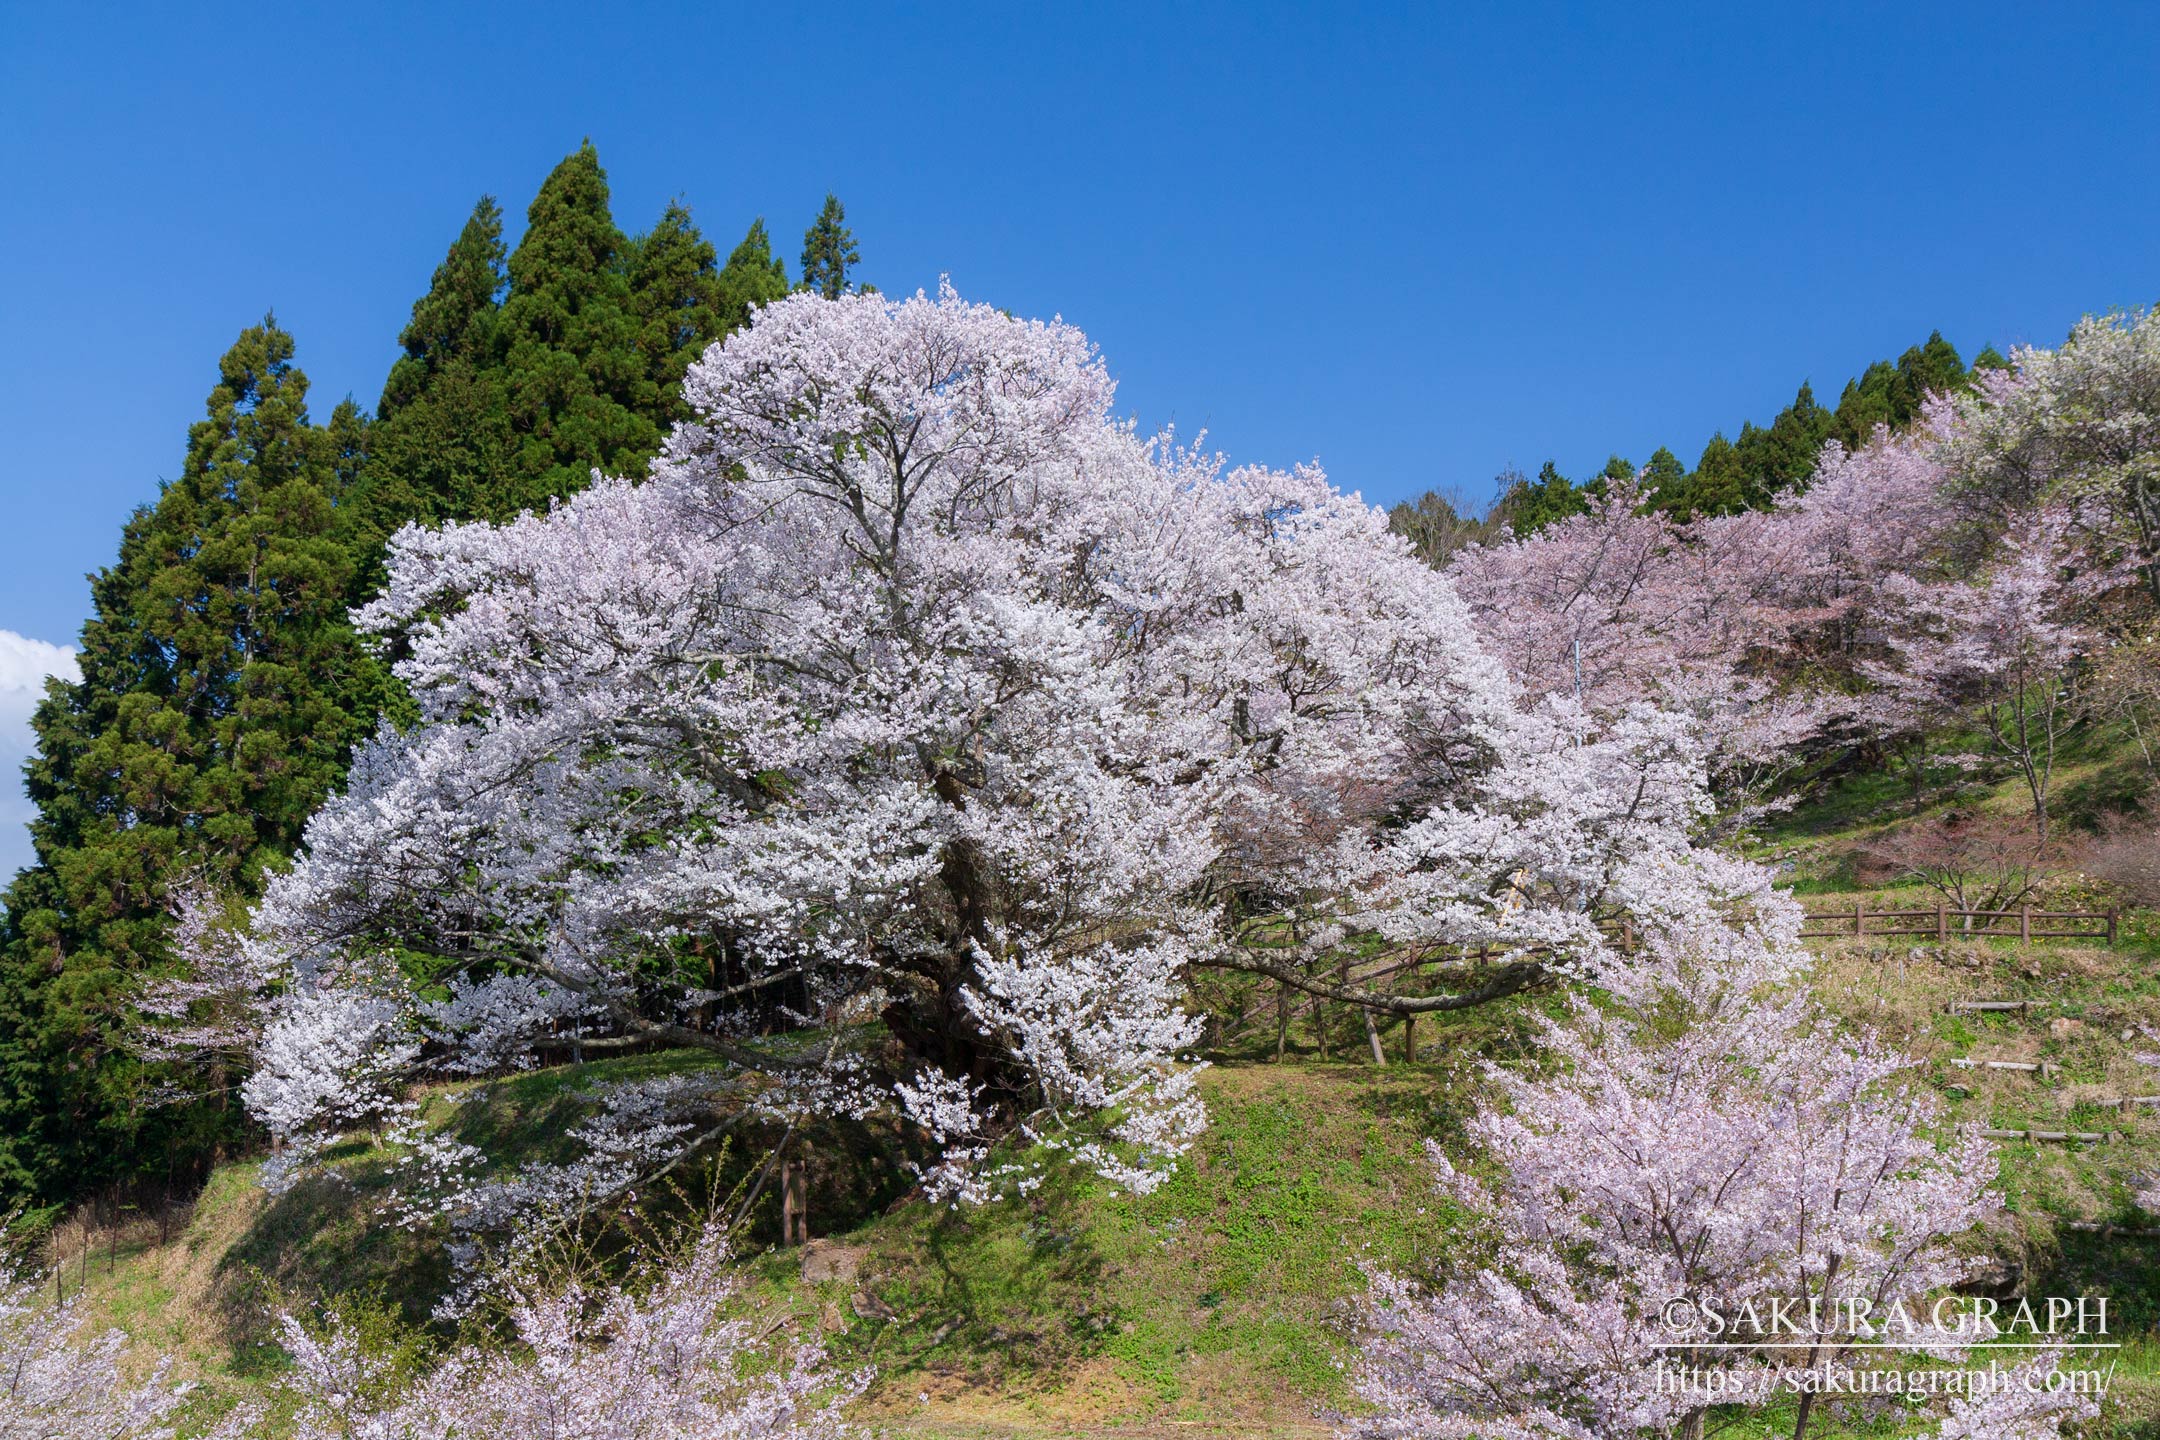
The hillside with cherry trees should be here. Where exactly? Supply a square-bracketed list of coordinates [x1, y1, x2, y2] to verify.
[8, 286, 2160, 1440]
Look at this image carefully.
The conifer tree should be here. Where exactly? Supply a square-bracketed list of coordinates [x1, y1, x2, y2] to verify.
[1745, 380, 1836, 500]
[627, 200, 728, 431]
[1500, 460, 1589, 535]
[1640, 445, 1687, 507]
[498, 142, 654, 515]
[1894, 330, 1968, 413]
[716, 219, 790, 330]
[0, 320, 366, 1202]
[798, 194, 861, 300]
[1833, 333, 1966, 448]
[1683, 432, 1749, 516]
[345, 197, 512, 553]
[359, 157, 781, 543]
[1834, 360, 1900, 446]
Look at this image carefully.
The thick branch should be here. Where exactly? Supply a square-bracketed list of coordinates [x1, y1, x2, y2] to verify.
[1198, 949, 1550, 1014]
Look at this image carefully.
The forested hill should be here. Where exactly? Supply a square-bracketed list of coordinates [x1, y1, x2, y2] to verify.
[1387, 328, 2009, 562]
[0, 144, 868, 1213]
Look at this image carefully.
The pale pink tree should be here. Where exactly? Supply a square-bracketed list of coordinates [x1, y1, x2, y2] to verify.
[1446, 480, 1836, 807]
[1772, 425, 1960, 674]
[1863, 508, 2106, 841]
[1349, 936, 2089, 1440]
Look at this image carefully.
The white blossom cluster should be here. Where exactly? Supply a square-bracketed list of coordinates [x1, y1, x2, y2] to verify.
[0, 1253, 191, 1440]
[217, 1221, 865, 1440]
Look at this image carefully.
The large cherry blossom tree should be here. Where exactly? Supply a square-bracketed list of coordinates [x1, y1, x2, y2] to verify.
[184, 287, 1805, 1261]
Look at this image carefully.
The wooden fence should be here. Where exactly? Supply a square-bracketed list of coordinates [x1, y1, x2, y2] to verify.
[1799, 900, 2117, 945]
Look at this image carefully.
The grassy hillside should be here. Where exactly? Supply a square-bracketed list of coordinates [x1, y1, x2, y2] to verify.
[39, 902, 2160, 1438]
[55, 1058, 1495, 1438]
[40, 743, 2160, 1438]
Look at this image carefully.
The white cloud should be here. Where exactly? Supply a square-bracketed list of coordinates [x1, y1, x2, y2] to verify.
[0, 630, 80, 889]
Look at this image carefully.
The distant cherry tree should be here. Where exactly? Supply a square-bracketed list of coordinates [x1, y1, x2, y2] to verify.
[1860, 509, 2106, 841]
[1446, 479, 1837, 801]
[1942, 307, 2160, 609]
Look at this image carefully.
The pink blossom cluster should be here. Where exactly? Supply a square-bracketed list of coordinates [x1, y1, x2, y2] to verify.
[1448, 336, 2145, 825]
[1349, 941, 2093, 1439]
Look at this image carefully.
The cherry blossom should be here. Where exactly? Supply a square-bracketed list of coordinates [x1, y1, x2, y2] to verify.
[1347, 938, 2080, 1440]
[202, 288, 1862, 1261]
[0, 1253, 190, 1440]
[237, 1221, 865, 1440]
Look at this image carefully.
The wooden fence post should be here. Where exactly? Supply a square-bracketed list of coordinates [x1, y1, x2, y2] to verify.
[1855, 898, 1866, 938]
[1403, 1012, 1416, 1064]
[2020, 903, 2032, 944]
[2107, 908, 2119, 946]
[1936, 901, 1947, 943]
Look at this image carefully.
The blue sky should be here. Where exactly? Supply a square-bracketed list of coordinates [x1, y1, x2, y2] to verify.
[1, 2, 2157, 872]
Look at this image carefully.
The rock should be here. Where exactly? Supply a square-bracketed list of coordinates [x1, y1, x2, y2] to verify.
[801, 1239, 866, 1285]
[851, 1289, 896, 1321]
[1960, 1253, 2022, 1296]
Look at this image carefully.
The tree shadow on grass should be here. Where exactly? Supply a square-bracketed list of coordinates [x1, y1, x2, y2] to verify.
[212, 1150, 450, 1376]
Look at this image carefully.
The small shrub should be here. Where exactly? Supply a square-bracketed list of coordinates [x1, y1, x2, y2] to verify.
[2079, 810, 2160, 908]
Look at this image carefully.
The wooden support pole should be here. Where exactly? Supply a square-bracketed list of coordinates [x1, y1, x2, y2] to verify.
[781, 1158, 808, 1246]
[2107, 908, 2119, 946]
[2020, 903, 2032, 943]
[1403, 1012, 1416, 1064]
[1855, 897, 1866, 938]
[1364, 1007, 1387, 1067]
[1936, 900, 1947, 943]
[1275, 981, 1288, 1062]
